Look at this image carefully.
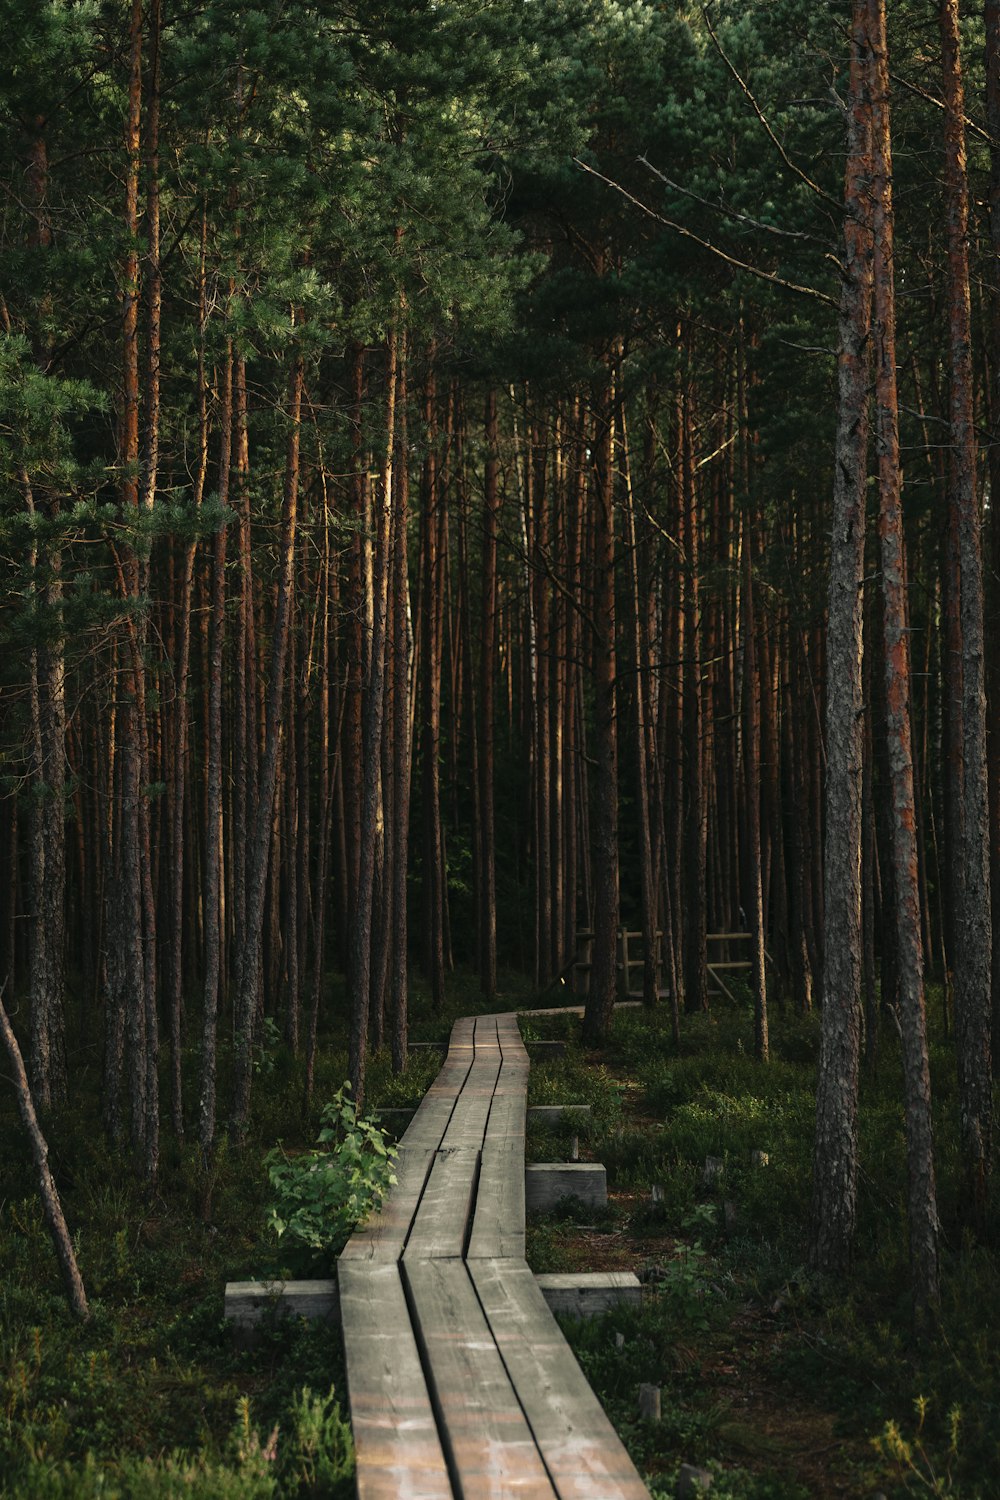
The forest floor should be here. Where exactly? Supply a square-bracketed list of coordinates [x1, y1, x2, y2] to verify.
[0, 975, 997, 1498]
[521, 997, 999, 1499]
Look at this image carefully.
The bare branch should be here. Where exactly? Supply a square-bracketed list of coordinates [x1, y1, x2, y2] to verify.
[571, 156, 839, 310]
[638, 155, 831, 246]
[891, 70, 1000, 149]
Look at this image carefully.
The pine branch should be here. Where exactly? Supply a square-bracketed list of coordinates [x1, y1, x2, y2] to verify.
[701, 7, 841, 211]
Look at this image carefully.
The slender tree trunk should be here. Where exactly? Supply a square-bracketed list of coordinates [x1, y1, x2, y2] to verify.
[390, 336, 411, 1073]
[680, 378, 708, 1014]
[199, 342, 232, 1171]
[870, 0, 939, 1322]
[420, 363, 447, 1007]
[984, 0, 1000, 1070]
[348, 331, 398, 1107]
[233, 346, 304, 1133]
[583, 356, 620, 1046]
[479, 389, 500, 999]
[621, 407, 658, 1009]
[940, 0, 993, 1225]
[169, 212, 209, 1143]
[811, 0, 874, 1273]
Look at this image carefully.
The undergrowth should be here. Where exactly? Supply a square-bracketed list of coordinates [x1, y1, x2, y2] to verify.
[523, 993, 1000, 1498]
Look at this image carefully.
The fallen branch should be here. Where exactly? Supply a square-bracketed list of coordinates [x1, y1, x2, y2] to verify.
[0, 989, 89, 1321]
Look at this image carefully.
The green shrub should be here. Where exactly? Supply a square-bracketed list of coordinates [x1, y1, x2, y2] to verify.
[276, 1385, 354, 1497]
[265, 1085, 396, 1271]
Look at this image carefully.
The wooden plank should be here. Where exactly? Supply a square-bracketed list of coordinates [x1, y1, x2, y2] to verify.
[526, 1105, 591, 1126]
[534, 1272, 642, 1319]
[441, 1019, 502, 1150]
[469, 1259, 651, 1500]
[339, 1144, 437, 1263]
[224, 1278, 338, 1328]
[338, 1261, 453, 1500]
[404, 1146, 480, 1260]
[525, 1163, 607, 1214]
[495, 1011, 527, 1051]
[516, 1002, 641, 1019]
[398, 1017, 476, 1153]
[467, 1140, 525, 1260]
[485, 1084, 527, 1146]
[403, 1257, 557, 1499]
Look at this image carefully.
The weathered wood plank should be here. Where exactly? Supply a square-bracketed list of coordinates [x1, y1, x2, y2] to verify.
[534, 1272, 642, 1319]
[523, 1040, 567, 1059]
[224, 1278, 338, 1328]
[516, 1003, 641, 1019]
[397, 1017, 476, 1153]
[338, 1261, 452, 1500]
[525, 1163, 607, 1215]
[485, 1078, 527, 1141]
[441, 1022, 502, 1149]
[403, 1257, 558, 1499]
[339, 1145, 437, 1263]
[469, 1259, 651, 1500]
[467, 1140, 526, 1260]
[403, 1146, 480, 1261]
[526, 1106, 591, 1126]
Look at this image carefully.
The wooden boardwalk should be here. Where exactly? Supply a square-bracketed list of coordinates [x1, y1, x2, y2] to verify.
[339, 1012, 651, 1500]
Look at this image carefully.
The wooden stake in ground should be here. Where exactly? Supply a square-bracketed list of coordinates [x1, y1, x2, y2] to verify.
[0, 990, 89, 1320]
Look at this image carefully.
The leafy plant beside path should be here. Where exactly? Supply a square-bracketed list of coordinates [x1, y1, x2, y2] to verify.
[265, 1084, 397, 1271]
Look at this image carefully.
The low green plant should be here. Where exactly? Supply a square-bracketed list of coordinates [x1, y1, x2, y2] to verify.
[276, 1385, 354, 1497]
[872, 1396, 965, 1496]
[265, 1084, 397, 1270]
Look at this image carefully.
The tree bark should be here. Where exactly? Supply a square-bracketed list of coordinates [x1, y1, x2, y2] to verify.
[233, 345, 304, 1133]
[583, 358, 620, 1046]
[869, 0, 940, 1322]
[940, 0, 993, 1226]
[198, 339, 232, 1169]
[348, 330, 398, 1107]
[811, 0, 874, 1274]
[479, 389, 500, 1000]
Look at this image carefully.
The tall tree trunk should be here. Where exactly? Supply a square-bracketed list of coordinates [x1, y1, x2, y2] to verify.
[233, 346, 304, 1133]
[22, 114, 67, 1113]
[348, 331, 398, 1107]
[811, 0, 874, 1273]
[390, 336, 411, 1073]
[870, 0, 939, 1322]
[198, 341, 232, 1175]
[984, 0, 1000, 1071]
[583, 357, 620, 1046]
[621, 407, 658, 1010]
[169, 211, 209, 1142]
[479, 389, 500, 1000]
[940, 0, 993, 1225]
[420, 363, 447, 1007]
[680, 377, 708, 1014]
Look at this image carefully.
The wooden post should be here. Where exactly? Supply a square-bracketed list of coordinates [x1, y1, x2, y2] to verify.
[638, 1384, 661, 1421]
[0, 991, 89, 1320]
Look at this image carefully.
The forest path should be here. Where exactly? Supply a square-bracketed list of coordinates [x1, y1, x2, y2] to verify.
[338, 1009, 650, 1500]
